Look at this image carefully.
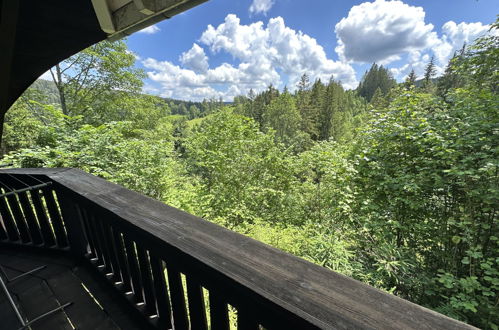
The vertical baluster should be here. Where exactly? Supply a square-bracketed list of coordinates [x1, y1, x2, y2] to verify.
[166, 264, 189, 330]
[18, 191, 43, 245]
[149, 255, 172, 329]
[136, 246, 157, 317]
[0, 192, 9, 240]
[30, 189, 56, 247]
[79, 207, 97, 258]
[237, 309, 259, 330]
[0, 214, 7, 240]
[0, 194, 19, 242]
[93, 215, 116, 276]
[186, 277, 208, 330]
[100, 220, 123, 283]
[85, 212, 106, 267]
[41, 188, 68, 247]
[210, 293, 230, 330]
[111, 228, 132, 292]
[5, 194, 30, 243]
[55, 191, 89, 258]
[123, 235, 144, 303]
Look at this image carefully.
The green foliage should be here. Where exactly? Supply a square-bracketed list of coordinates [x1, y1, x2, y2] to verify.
[348, 88, 498, 327]
[262, 92, 307, 150]
[185, 109, 302, 227]
[357, 63, 396, 102]
[241, 221, 355, 276]
[404, 69, 417, 89]
[458, 18, 499, 93]
[2, 20, 498, 329]
[51, 40, 146, 123]
[2, 102, 43, 154]
[423, 55, 437, 87]
[2, 114, 197, 211]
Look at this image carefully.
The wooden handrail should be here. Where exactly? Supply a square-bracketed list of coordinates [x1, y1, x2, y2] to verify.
[0, 168, 475, 329]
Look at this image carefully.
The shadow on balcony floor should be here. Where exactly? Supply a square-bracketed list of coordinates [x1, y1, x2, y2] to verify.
[0, 248, 143, 330]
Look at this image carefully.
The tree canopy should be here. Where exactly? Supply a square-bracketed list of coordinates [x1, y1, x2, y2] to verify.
[2, 19, 498, 329]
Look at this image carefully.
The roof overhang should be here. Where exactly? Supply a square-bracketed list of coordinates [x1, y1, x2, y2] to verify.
[0, 0, 207, 116]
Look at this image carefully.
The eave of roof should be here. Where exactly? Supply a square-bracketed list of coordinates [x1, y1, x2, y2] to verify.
[0, 0, 207, 116]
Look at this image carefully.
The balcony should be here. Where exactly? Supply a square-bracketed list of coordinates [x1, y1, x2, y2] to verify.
[0, 168, 474, 329]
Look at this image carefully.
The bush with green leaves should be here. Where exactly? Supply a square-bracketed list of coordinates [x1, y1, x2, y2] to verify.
[185, 109, 303, 227]
[347, 88, 498, 328]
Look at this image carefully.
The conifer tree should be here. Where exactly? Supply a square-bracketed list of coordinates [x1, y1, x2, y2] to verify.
[319, 79, 343, 140]
[357, 63, 396, 102]
[307, 79, 325, 140]
[437, 44, 467, 97]
[370, 87, 388, 109]
[297, 73, 310, 92]
[423, 56, 437, 85]
[296, 73, 316, 139]
[404, 69, 417, 89]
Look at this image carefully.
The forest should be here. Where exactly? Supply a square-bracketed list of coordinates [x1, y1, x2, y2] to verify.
[1, 20, 497, 329]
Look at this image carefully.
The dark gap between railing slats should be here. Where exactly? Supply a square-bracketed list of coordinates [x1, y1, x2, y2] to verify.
[0, 189, 9, 240]
[41, 188, 68, 247]
[123, 235, 145, 303]
[100, 221, 125, 284]
[0, 178, 33, 243]
[0, 193, 19, 241]
[166, 264, 189, 330]
[85, 211, 107, 267]
[210, 292, 230, 330]
[29, 189, 56, 247]
[18, 191, 43, 245]
[149, 255, 172, 329]
[111, 228, 132, 292]
[5, 194, 31, 243]
[94, 215, 118, 276]
[137, 246, 157, 317]
[79, 207, 98, 259]
[237, 309, 260, 330]
[70, 203, 93, 256]
[0, 215, 7, 240]
[186, 277, 208, 330]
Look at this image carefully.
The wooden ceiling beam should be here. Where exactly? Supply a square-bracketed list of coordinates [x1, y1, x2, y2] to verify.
[0, 0, 20, 115]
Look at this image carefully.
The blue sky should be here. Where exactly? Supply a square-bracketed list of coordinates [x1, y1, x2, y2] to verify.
[124, 0, 498, 101]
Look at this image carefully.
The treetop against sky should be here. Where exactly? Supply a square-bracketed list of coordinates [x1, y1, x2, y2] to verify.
[41, 0, 498, 101]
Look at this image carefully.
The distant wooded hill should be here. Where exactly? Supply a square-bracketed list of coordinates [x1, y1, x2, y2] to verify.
[30, 79, 223, 119]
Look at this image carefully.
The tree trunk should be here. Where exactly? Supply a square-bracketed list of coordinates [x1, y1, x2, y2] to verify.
[54, 64, 69, 116]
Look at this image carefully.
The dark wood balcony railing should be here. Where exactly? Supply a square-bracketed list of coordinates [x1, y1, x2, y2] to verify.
[0, 168, 473, 329]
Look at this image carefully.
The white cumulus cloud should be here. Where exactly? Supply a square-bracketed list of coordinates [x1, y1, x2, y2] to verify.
[138, 25, 160, 34]
[390, 21, 492, 81]
[143, 14, 357, 101]
[432, 21, 490, 65]
[333, 0, 493, 82]
[335, 0, 438, 64]
[249, 0, 274, 15]
[180, 44, 209, 73]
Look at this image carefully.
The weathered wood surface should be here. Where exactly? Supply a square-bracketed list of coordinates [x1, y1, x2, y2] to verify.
[1, 168, 476, 329]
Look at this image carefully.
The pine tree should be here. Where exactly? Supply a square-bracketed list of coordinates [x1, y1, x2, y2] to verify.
[248, 89, 256, 101]
[437, 44, 467, 97]
[357, 63, 396, 102]
[319, 79, 344, 140]
[307, 79, 325, 140]
[423, 56, 437, 85]
[262, 93, 301, 147]
[370, 87, 388, 109]
[404, 69, 417, 89]
[251, 85, 279, 127]
[297, 73, 310, 92]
